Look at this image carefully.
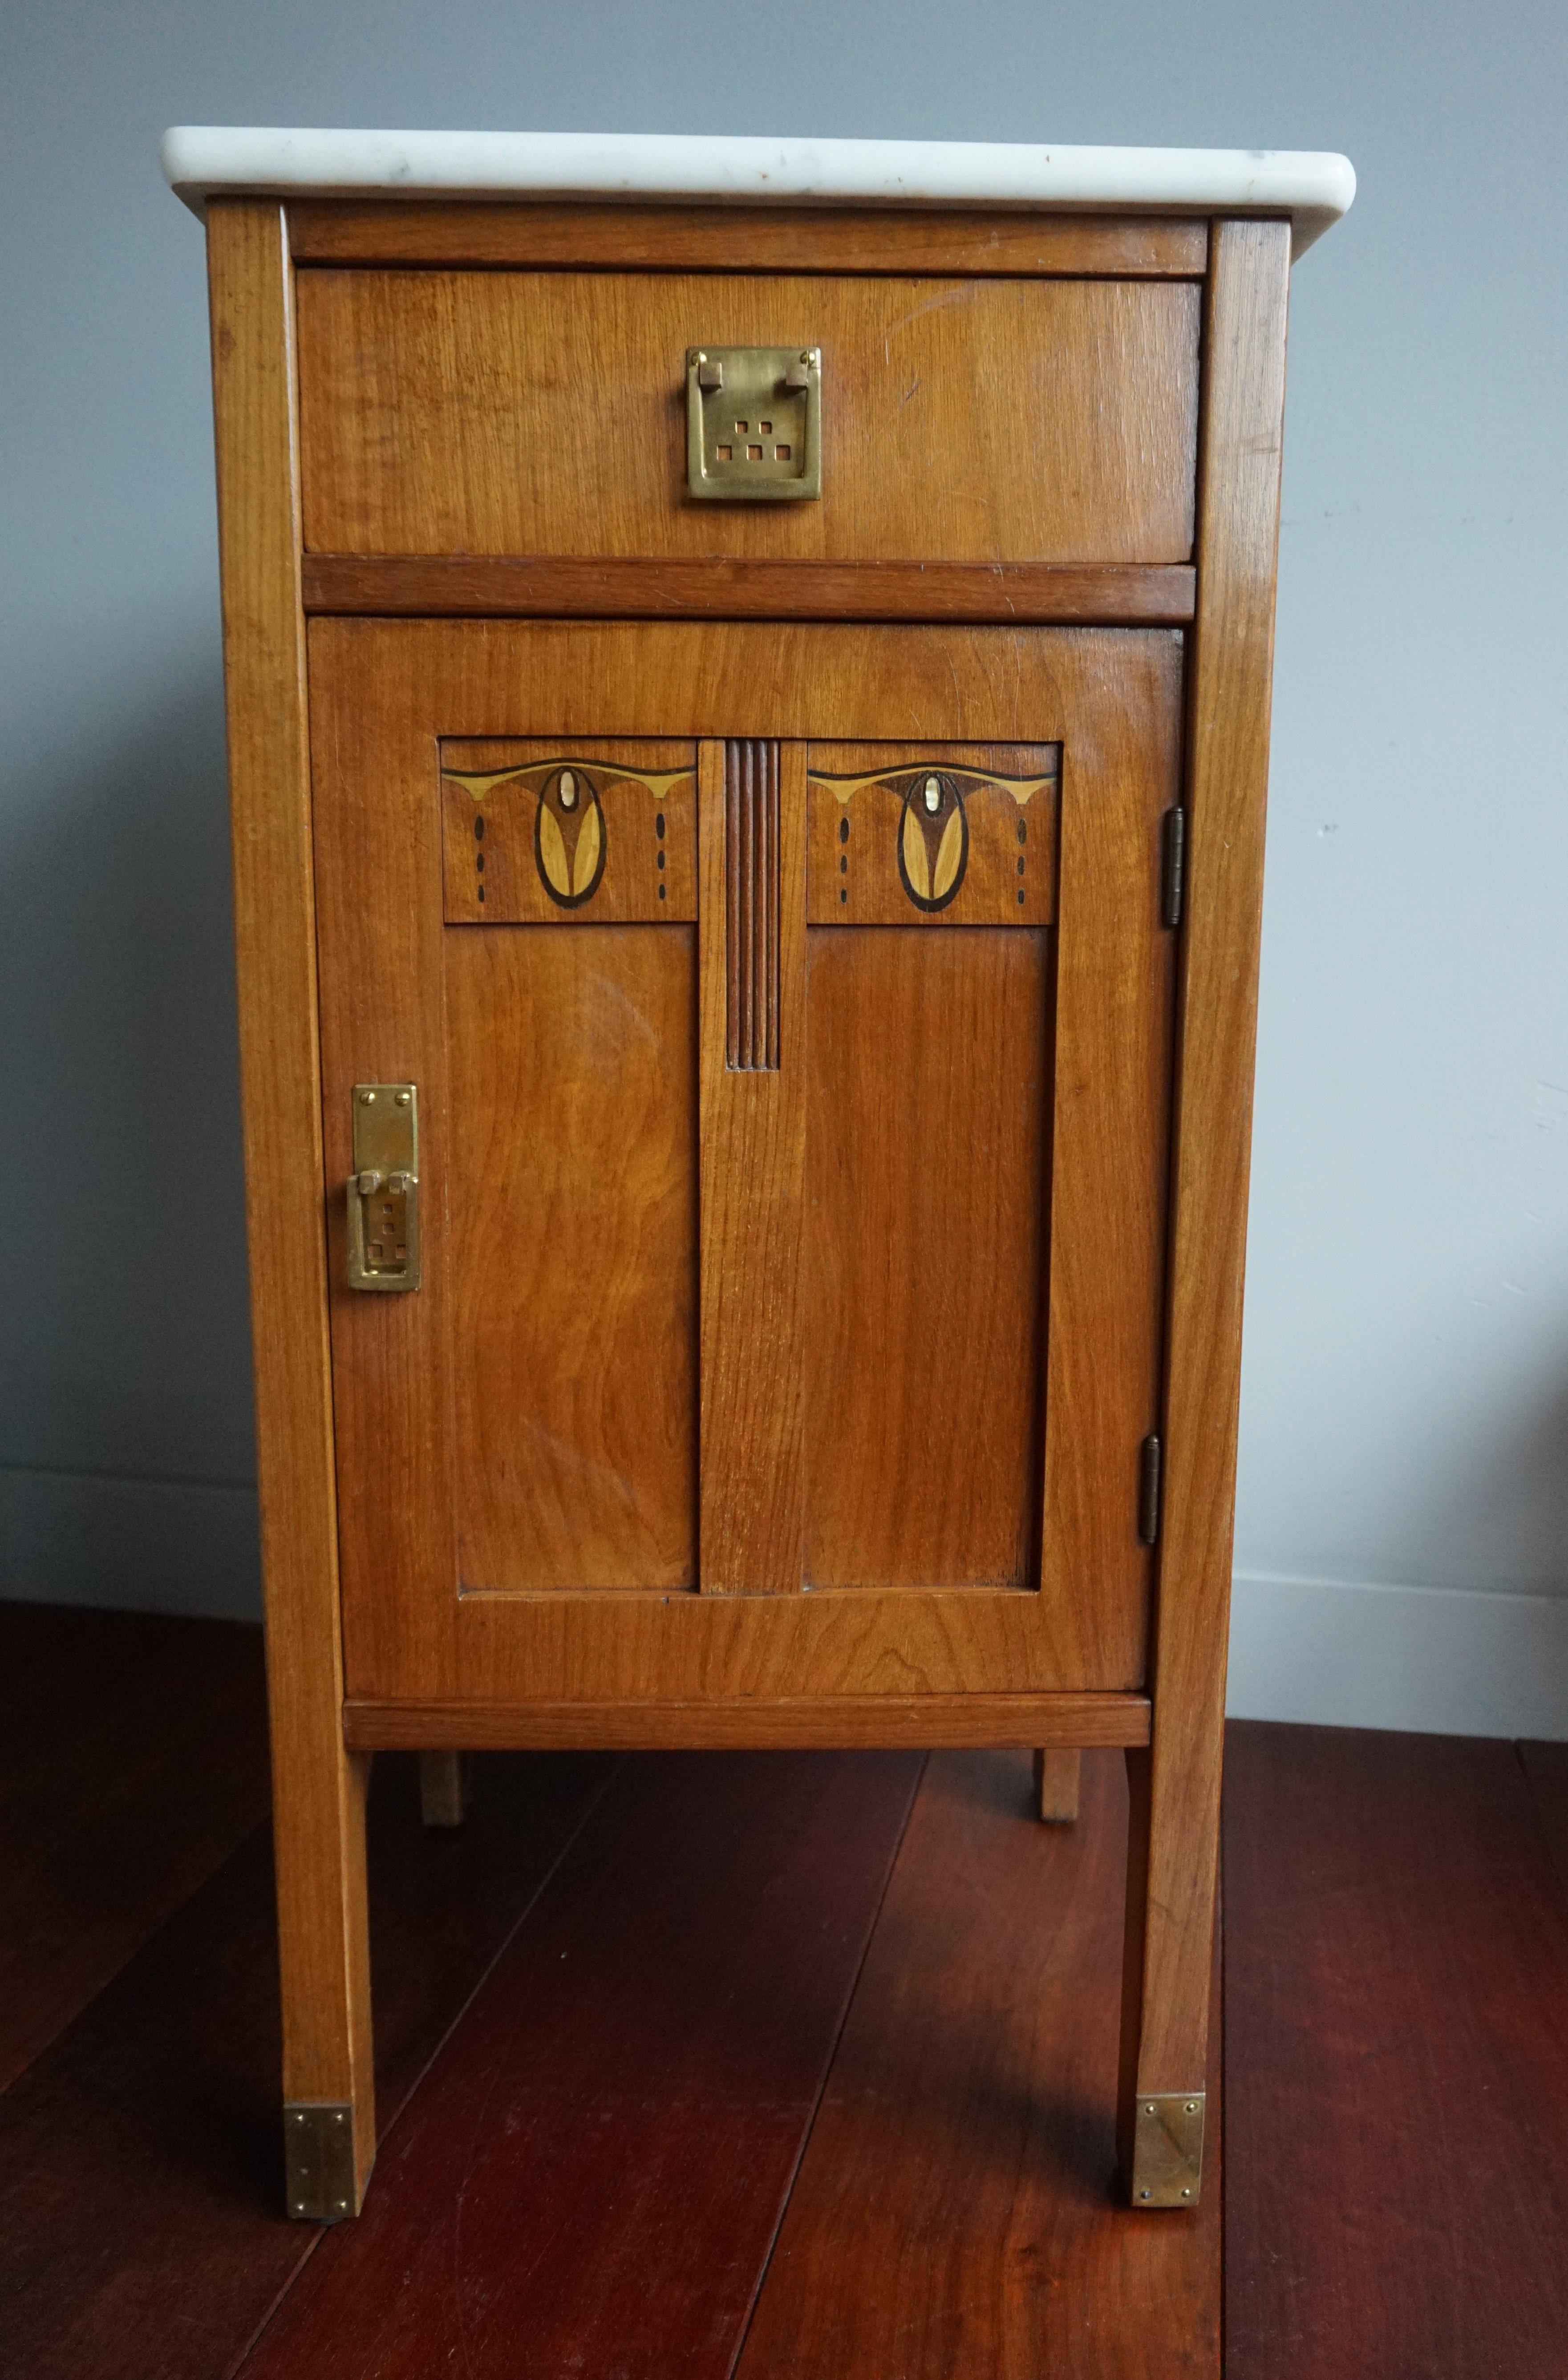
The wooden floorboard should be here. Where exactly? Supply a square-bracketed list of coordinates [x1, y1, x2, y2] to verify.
[0, 1603, 270, 2093]
[8, 1599, 1567, 2380]
[0, 1747, 613, 2380]
[1520, 1739, 1568, 1903]
[1224, 1720, 1568, 2380]
[737, 1748, 1221, 2379]
[234, 1750, 921, 2380]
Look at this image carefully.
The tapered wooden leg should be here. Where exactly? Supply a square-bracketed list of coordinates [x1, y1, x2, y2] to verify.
[1033, 1747, 1081, 1822]
[1117, 1742, 1213, 2209]
[420, 1749, 469, 1827]
[272, 1716, 376, 2222]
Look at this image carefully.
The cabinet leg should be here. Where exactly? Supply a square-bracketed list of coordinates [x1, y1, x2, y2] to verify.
[274, 1734, 376, 2220]
[419, 1749, 469, 1828]
[1033, 1747, 1081, 1822]
[1117, 1744, 1213, 2208]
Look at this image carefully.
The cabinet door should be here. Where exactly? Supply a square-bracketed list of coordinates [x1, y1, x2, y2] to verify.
[309, 621, 1179, 1713]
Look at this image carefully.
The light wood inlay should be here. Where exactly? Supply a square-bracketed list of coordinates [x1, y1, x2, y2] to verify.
[807, 744, 1059, 926]
[440, 739, 696, 924]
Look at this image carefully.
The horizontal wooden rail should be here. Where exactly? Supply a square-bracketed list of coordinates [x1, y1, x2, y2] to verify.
[343, 1692, 1152, 1753]
[301, 555, 1195, 625]
[288, 201, 1209, 279]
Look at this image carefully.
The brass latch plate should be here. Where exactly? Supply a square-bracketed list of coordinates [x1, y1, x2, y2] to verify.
[686, 346, 822, 501]
[347, 1083, 421, 1291]
[1130, 2089, 1205, 2207]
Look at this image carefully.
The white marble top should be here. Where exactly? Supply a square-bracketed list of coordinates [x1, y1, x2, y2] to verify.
[161, 130, 1354, 256]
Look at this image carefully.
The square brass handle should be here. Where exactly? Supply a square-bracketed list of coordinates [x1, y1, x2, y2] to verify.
[686, 346, 822, 501]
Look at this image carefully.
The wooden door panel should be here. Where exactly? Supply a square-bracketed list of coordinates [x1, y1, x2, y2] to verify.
[446, 925, 697, 1592]
[804, 927, 1051, 1590]
[309, 620, 1177, 1708]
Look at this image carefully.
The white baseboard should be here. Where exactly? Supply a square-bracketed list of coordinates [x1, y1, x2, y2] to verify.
[1227, 1570, 1568, 1740]
[5, 1470, 1566, 1738]
[0, 1466, 262, 1622]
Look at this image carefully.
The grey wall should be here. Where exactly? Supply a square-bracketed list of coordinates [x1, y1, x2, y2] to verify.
[4, 0, 1566, 1732]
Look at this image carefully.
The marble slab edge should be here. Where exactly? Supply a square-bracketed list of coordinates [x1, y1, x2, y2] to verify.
[160, 129, 1355, 256]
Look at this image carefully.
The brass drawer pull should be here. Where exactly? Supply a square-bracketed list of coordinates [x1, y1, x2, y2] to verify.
[686, 345, 822, 501]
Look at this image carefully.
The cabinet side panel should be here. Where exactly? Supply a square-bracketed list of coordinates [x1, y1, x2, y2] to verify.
[446, 925, 698, 1590]
[804, 926, 1051, 1590]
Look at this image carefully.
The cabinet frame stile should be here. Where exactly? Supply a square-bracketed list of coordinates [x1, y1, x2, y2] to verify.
[206, 197, 376, 2214]
[1117, 217, 1292, 2202]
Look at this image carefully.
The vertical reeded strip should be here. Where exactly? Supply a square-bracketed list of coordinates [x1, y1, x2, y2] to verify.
[725, 741, 741, 1065]
[699, 740, 808, 1591]
[725, 738, 782, 1072]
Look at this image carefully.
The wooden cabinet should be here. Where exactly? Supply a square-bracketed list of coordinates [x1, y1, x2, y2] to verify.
[190, 161, 1317, 2227]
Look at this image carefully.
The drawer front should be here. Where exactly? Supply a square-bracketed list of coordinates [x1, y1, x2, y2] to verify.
[296, 269, 1199, 565]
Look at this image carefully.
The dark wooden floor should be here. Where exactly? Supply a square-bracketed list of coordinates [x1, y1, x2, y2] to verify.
[2, 1603, 1566, 2379]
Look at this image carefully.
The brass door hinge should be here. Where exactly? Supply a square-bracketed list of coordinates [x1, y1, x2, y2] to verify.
[1138, 1434, 1162, 1546]
[1161, 805, 1186, 929]
[347, 1083, 421, 1291]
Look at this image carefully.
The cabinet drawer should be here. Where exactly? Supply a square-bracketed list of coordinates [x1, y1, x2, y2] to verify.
[296, 268, 1199, 566]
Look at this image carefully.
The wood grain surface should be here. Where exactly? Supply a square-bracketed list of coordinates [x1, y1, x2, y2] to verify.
[0, 1606, 267, 2094]
[1036, 635, 1180, 1684]
[1120, 220, 1292, 2161]
[804, 926, 1050, 1590]
[288, 201, 1208, 278]
[0, 1746, 614, 2380]
[296, 271, 1199, 564]
[1224, 1720, 1568, 2380]
[301, 554, 1198, 625]
[1035, 1745, 1082, 1822]
[205, 197, 375, 2196]
[235, 1752, 921, 2380]
[341, 1691, 1151, 1750]
[445, 924, 699, 1591]
[737, 1749, 1220, 2378]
